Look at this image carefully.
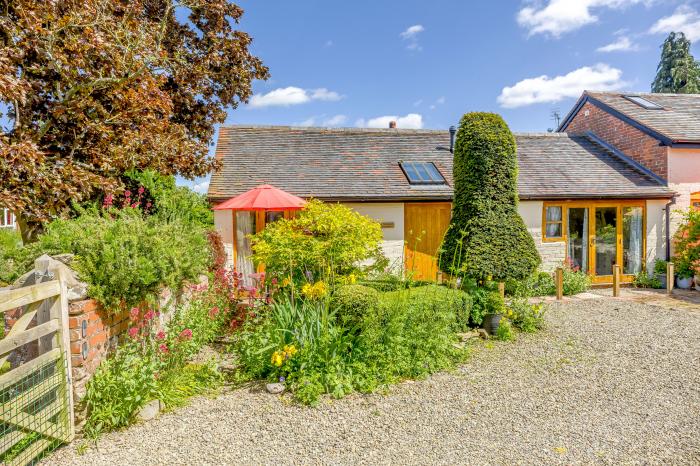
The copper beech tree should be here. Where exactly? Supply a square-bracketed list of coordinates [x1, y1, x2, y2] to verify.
[0, 0, 268, 240]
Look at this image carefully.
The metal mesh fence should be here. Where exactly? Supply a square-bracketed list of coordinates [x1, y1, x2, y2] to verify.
[0, 353, 71, 466]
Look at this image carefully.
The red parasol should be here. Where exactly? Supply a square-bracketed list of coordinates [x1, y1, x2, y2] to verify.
[212, 185, 306, 211]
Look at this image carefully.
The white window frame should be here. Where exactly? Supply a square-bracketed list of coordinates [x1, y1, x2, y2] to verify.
[0, 208, 16, 229]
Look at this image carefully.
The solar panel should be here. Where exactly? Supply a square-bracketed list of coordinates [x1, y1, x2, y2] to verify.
[400, 162, 446, 184]
[623, 95, 663, 110]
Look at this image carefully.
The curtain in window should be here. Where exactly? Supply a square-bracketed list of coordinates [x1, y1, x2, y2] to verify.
[236, 211, 256, 286]
[623, 207, 643, 275]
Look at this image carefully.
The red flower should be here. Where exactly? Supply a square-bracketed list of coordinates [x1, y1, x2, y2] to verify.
[209, 306, 220, 318]
[129, 307, 140, 321]
[124, 190, 131, 198]
[144, 310, 155, 321]
[131, 203, 138, 209]
[156, 330, 166, 340]
[138, 186, 145, 195]
[159, 344, 169, 354]
[179, 328, 193, 340]
[128, 327, 139, 339]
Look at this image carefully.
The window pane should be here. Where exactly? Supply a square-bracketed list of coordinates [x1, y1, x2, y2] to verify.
[402, 163, 420, 182]
[413, 163, 431, 182]
[546, 222, 562, 238]
[265, 211, 284, 224]
[424, 163, 445, 182]
[546, 206, 562, 222]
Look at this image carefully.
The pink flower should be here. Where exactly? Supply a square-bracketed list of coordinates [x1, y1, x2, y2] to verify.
[131, 203, 138, 209]
[144, 310, 155, 321]
[208, 306, 220, 318]
[156, 330, 166, 340]
[179, 328, 193, 340]
[158, 344, 169, 354]
[124, 190, 131, 198]
[138, 186, 145, 195]
[129, 307, 140, 321]
[128, 327, 139, 339]
[103, 194, 113, 208]
[145, 202, 152, 209]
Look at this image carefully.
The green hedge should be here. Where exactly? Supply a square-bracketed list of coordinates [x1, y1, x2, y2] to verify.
[441, 113, 540, 281]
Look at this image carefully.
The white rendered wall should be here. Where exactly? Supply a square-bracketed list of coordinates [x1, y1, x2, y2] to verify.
[344, 202, 405, 270]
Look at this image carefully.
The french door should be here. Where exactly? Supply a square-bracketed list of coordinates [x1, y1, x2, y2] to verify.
[562, 202, 645, 283]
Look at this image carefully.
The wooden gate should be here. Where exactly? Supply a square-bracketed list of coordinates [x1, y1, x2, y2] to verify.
[404, 202, 452, 281]
[0, 261, 74, 465]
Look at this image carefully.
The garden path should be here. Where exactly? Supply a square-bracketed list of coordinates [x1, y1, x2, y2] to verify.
[47, 296, 700, 465]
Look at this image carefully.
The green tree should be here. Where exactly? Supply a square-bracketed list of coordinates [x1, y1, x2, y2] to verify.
[0, 0, 268, 241]
[440, 113, 540, 281]
[652, 32, 700, 93]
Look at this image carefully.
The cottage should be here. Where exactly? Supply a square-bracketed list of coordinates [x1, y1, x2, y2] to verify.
[208, 123, 674, 284]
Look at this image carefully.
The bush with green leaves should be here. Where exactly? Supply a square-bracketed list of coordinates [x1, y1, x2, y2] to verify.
[332, 284, 380, 327]
[233, 284, 470, 405]
[672, 209, 700, 279]
[0, 228, 22, 286]
[440, 112, 540, 281]
[632, 272, 662, 289]
[505, 264, 590, 298]
[505, 299, 547, 333]
[252, 199, 383, 284]
[5, 207, 211, 311]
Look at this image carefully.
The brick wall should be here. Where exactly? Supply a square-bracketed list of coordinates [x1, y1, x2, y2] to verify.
[565, 101, 669, 179]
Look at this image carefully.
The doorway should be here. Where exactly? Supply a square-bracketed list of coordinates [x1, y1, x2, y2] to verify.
[547, 201, 645, 283]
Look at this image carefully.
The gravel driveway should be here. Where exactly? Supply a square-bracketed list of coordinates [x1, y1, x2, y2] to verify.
[47, 297, 700, 465]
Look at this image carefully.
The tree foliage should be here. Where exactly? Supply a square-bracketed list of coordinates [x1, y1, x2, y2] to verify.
[0, 0, 268, 239]
[440, 113, 540, 281]
[652, 32, 700, 94]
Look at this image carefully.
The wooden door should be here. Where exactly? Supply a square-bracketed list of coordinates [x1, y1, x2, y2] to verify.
[404, 202, 452, 281]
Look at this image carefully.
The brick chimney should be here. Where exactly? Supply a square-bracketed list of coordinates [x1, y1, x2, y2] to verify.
[389, 120, 397, 129]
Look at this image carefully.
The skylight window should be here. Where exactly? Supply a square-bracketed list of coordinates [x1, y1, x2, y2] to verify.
[400, 162, 446, 185]
[623, 95, 664, 110]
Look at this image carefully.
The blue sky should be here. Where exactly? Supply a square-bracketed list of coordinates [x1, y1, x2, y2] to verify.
[183, 0, 700, 192]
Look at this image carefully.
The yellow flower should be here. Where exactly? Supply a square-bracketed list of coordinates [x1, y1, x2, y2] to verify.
[302, 280, 328, 299]
[348, 273, 357, 284]
[281, 277, 291, 287]
[283, 344, 297, 357]
[271, 351, 284, 367]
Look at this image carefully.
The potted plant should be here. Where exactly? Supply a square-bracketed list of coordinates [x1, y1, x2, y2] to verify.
[482, 290, 506, 335]
[654, 259, 668, 289]
[675, 258, 694, 289]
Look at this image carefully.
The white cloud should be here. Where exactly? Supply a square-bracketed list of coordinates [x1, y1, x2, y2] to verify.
[649, 5, 700, 42]
[497, 63, 627, 108]
[192, 180, 210, 194]
[413, 99, 423, 107]
[400, 24, 424, 51]
[322, 114, 347, 126]
[296, 114, 347, 127]
[517, 0, 647, 37]
[400, 24, 424, 39]
[355, 113, 424, 129]
[249, 86, 343, 108]
[436, 96, 446, 104]
[597, 36, 640, 52]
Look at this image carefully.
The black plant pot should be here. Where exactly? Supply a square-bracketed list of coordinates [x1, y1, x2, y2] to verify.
[482, 313, 502, 335]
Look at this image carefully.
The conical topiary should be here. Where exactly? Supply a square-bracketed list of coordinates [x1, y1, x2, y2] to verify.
[440, 112, 540, 280]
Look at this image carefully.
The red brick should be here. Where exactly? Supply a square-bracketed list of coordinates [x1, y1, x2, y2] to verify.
[566, 101, 669, 179]
[89, 332, 107, 347]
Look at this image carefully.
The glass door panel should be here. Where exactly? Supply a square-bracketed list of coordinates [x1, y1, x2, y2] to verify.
[594, 207, 617, 277]
[622, 206, 643, 275]
[567, 207, 588, 273]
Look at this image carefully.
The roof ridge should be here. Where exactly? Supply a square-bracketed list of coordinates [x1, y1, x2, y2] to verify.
[220, 125, 447, 133]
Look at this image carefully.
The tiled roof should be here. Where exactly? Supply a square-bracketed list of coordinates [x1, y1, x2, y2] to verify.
[208, 126, 673, 203]
[564, 91, 700, 143]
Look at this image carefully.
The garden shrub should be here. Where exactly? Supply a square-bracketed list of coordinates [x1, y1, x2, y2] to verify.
[233, 284, 470, 405]
[632, 272, 662, 289]
[494, 319, 514, 341]
[332, 284, 379, 327]
[506, 299, 546, 333]
[440, 112, 540, 281]
[467, 285, 504, 327]
[672, 209, 700, 279]
[5, 207, 211, 310]
[505, 264, 590, 298]
[251, 199, 383, 284]
[0, 228, 22, 286]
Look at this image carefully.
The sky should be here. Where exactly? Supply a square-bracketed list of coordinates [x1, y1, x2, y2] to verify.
[183, 0, 700, 192]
